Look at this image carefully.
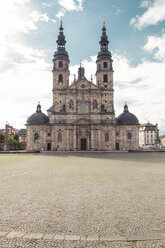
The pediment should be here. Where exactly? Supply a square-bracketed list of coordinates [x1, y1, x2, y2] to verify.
[69, 77, 98, 90]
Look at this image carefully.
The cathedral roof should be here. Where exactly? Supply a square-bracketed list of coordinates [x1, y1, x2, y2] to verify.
[116, 104, 139, 126]
[27, 103, 49, 125]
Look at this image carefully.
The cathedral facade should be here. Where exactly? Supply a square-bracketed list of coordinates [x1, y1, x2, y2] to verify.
[26, 22, 139, 152]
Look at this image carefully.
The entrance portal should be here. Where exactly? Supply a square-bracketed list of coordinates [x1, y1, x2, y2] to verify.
[116, 143, 119, 150]
[47, 143, 51, 151]
[81, 139, 87, 150]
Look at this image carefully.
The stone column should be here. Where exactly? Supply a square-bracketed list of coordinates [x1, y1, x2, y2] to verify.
[67, 128, 70, 151]
[98, 129, 101, 150]
[74, 126, 77, 151]
[91, 128, 94, 151]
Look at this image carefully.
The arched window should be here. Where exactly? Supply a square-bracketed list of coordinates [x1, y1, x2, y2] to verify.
[103, 62, 107, 68]
[34, 133, 39, 142]
[128, 132, 132, 141]
[81, 102, 86, 114]
[93, 100, 98, 109]
[69, 99, 74, 110]
[62, 104, 66, 113]
[58, 133, 62, 142]
[104, 74, 108, 82]
[59, 74, 63, 82]
[59, 61, 63, 68]
[105, 132, 109, 142]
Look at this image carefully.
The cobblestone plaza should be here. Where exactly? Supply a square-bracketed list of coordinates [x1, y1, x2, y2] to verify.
[0, 152, 165, 247]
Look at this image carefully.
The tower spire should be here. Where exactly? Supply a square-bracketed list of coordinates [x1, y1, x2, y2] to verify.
[99, 22, 109, 50]
[56, 20, 66, 48]
[97, 21, 112, 61]
[53, 21, 70, 67]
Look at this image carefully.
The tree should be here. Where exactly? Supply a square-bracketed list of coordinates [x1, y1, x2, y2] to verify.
[8, 136, 20, 150]
[14, 134, 19, 141]
[0, 133, 5, 143]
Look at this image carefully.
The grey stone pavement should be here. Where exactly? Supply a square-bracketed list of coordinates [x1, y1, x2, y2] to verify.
[0, 152, 165, 247]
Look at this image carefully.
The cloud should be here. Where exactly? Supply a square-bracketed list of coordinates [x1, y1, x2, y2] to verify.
[56, 9, 66, 19]
[140, 0, 151, 8]
[143, 31, 165, 61]
[57, 0, 84, 11]
[130, 0, 165, 29]
[55, 0, 84, 19]
[29, 10, 49, 23]
[0, 0, 52, 129]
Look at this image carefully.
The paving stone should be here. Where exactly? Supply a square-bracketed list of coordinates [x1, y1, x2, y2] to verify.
[24, 233, 44, 239]
[6, 231, 26, 238]
[126, 234, 165, 241]
[80, 236, 87, 241]
[43, 233, 55, 240]
[86, 236, 100, 241]
[53, 234, 65, 241]
[0, 232, 8, 237]
[100, 235, 126, 241]
[161, 233, 165, 238]
[65, 235, 80, 241]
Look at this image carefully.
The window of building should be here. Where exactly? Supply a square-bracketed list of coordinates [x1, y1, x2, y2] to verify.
[98, 63, 101, 70]
[116, 132, 119, 136]
[93, 100, 98, 109]
[103, 62, 107, 68]
[69, 99, 74, 110]
[62, 104, 66, 113]
[128, 132, 132, 141]
[48, 133, 51, 137]
[59, 74, 63, 82]
[58, 133, 62, 142]
[59, 61, 63, 68]
[101, 104, 105, 112]
[34, 133, 39, 142]
[105, 132, 109, 142]
[103, 74, 108, 82]
[81, 102, 86, 114]
[147, 139, 149, 143]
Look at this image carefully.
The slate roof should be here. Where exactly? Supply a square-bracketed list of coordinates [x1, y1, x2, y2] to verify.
[116, 104, 139, 126]
[27, 103, 49, 125]
[18, 129, 26, 135]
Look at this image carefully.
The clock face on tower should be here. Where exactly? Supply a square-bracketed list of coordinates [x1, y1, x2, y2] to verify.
[103, 82, 108, 89]
[58, 82, 63, 89]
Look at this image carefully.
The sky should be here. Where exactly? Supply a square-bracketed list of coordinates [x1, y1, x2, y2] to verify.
[0, 0, 165, 134]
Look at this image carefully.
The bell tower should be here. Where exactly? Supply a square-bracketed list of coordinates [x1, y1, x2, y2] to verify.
[96, 21, 114, 90]
[52, 21, 70, 91]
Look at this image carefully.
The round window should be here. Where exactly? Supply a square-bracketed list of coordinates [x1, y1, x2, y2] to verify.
[81, 84, 86, 88]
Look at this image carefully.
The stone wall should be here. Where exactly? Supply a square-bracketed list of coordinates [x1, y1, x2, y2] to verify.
[115, 125, 139, 151]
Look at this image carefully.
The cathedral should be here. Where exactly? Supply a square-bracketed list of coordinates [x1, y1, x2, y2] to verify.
[26, 21, 139, 152]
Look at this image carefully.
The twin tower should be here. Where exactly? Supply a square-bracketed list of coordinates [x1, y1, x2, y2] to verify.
[52, 20, 114, 91]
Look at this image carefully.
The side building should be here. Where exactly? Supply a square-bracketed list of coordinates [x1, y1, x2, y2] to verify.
[26, 22, 139, 152]
[139, 122, 159, 147]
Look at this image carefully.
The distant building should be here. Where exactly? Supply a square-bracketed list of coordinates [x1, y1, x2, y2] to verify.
[2, 125, 19, 137]
[139, 122, 159, 147]
[159, 136, 165, 147]
[18, 129, 27, 143]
